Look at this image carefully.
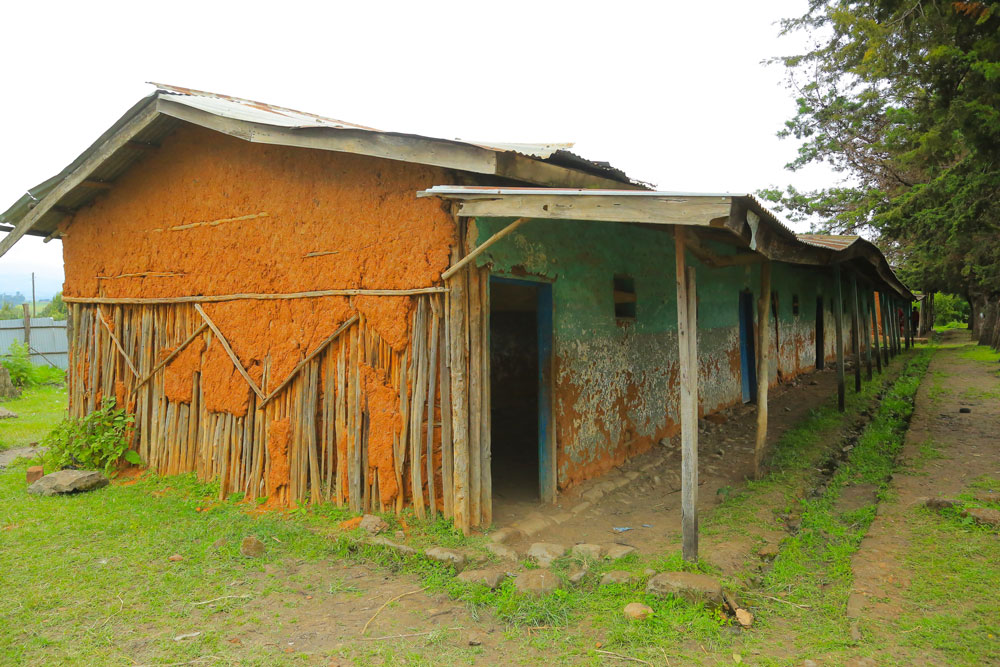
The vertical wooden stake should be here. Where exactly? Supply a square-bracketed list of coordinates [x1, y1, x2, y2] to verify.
[861, 286, 873, 381]
[879, 292, 890, 365]
[755, 260, 771, 478]
[870, 292, 883, 374]
[447, 243, 470, 535]
[849, 272, 862, 392]
[675, 228, 698, 562]
[833, 265, 845, 411]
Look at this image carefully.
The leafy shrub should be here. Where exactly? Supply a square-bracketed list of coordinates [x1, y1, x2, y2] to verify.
[39, 292, 68, 321]
[934, 293, 970, 327]
[1, 340, 65, 387]
[43, 397, 140, 475]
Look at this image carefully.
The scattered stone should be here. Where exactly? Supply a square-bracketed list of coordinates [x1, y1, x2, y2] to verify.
[582, 487, 605, 503]
[603, 543, 637, 560]
[809, 380, 819, 386]
[456, 569, 507, 589]
[803, 660, 818, 667]
[425, 546, 467, 569]
[370, 536, 417, 556]
[757, 543, 780, 560]
[646, 572, 723, 607]
[168, 554, 184, 562]
[600, 570, 633, 586]
[0, 406, 18, 419]
[623, 602, 653, 620]
[974, 492, 1000, 505]
[514, 513, 553, 537]
[527, 542, 566, 567]
[395, 530, 406, 541]
[468, 638, 482, 647]
[550, 511, 574, 524]
[569, 501, 592, 515]
[571, 543, 603, 560]
[359, 514, 389, 536]
[963, 506, 1000, 528]
[514, 569, 559, 595]
[25, 466, 44, 484]
[485, 543, 519, 560]
[735, 608, 754, 628]
[211, 537, 227, 550]
[489, 526, 524, 544]
[959, 407, 972, 414]
[643, 567, 657, 577]
[568, 565, 588, 584]
[240, 535, 266, 558]
[27, 469, 109, 496]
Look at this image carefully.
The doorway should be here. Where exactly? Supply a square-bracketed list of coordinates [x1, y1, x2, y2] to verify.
[738, 290, 757, 403]
[489, 277, 553, 504]
[815, 296, 825, 370]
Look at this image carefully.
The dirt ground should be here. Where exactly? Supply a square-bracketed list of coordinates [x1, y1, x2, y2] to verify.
[847, 330, 1000, 661]
[494, 365, 844, 568]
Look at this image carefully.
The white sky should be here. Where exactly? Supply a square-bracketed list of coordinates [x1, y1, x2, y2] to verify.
[0, 0, 831, 300]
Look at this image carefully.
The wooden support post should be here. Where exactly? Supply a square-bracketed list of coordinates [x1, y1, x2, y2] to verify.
[755, 260, 771, 479]
[447, 242, 471, 535]
[906, 302, 913, 349]
[833, 265, 845, 411]
[861, 286, 873, 381]
[675, 228, 699, 562]
[879, 293, 890, 365]
[22, 304, 30, 351]
[849, 272, 862, 392]
[870, 291, 882, 374]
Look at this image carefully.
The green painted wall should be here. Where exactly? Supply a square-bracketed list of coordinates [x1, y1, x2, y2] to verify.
[473, 217, 844, 490]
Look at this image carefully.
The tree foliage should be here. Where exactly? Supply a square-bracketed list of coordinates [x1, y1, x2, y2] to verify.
[39, 292, 67, 321]
[764, 0, 1000, 296]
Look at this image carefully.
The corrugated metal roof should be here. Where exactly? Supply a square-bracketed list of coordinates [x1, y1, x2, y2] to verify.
[796, 234, 860, 251]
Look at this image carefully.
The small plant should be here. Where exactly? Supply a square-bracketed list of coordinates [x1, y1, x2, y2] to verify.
[1, 340, 65, 387]
[43, 397, 139, 475]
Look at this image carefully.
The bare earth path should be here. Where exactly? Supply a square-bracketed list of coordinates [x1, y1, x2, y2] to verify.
[846, 331, 1000, 665]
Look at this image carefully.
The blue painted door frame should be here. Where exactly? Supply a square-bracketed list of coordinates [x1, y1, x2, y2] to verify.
[738, 290, 757, 403]
[490, 276, 556, 502]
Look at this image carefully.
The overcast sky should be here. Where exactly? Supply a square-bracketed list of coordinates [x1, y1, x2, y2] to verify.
[0, 0, 831, 300]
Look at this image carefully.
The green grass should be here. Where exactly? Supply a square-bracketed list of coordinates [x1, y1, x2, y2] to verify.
[0, 383, 67, 451]
[960, 345, 1000, 363]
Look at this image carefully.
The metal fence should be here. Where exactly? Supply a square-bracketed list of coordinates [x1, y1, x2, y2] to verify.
[0, 317, 69, 369]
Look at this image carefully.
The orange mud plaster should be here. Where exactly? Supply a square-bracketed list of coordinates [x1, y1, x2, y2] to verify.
[163, 336, 206, 403]
[267, 418, 291, 496]
[362, 365, 403, 502]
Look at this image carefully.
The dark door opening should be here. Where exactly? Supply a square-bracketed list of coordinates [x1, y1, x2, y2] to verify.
[815, 296, 825, 369]
[739, 290, 757, 403]
[489, 278, 551, 503]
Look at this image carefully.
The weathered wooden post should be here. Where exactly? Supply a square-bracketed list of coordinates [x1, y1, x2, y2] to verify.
[870, 291, 883, 374]
[675, 227, 699, 562]
[833, 265, 845, 411]
[861, 286, 873, 380]
[879, 292, 891, 365]
[21, 303, 31, 353]
[849, 272, 862, 392]
[755, 260, 771, 479]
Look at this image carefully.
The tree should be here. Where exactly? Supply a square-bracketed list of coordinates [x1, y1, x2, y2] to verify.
[0, 302, 21, 320]
[39, 292, 68, 321]
[764, 1, 1000, 298]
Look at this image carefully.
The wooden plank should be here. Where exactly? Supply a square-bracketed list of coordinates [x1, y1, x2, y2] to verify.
[64, 287, 447, 305]
[455, 194, 733, 226]
[194, 304, 265, 400]
[448, 241, 471, 535]
[879, 292, 890, 365]
[0, 102, 160, 258]
[439, 314, 453, 517]
[754, 261, 771, 478]
[441, 218, 529, 281]
[833, 265, 845, 411]
[409, 299, 428, 519]
[479, 269, 492, 525]
[871, 291, 883, 374]
[675, 227, 698, 562]
[849, 270, 862, 392]
[425, 298, 440, 517]
[467, 255, 483, 527]
[860, 282, 873, 381]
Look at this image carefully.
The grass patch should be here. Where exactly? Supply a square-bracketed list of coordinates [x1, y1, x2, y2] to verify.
[960, 345, 1000, 363]
[0, 383, 67, 451]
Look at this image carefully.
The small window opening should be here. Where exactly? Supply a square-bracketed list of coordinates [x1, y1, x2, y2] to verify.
[613, 274, 637, 321]
[792, 294, 800, 316]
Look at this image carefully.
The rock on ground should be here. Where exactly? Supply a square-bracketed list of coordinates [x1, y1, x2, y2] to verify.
[370, 536, 417, 556]
[27, 469, 108, 496]
[527, 542, 566, 567]
[570, 543, 603, 559]
[425, 546, 467, 569]
[0, 406, 18, 419]
[603, 543, 637, 560]
[623, 602, 653, 620]
[514, 569, 559, 596]
[359, 514, 389, 535]
[646, 571, 723, 607]
[240, 535, 266, 558]
[456, 569, 507, 589]
[600, 570, 633, 586]
[568, 565, 588, 584]
[963, 506, 1000, 527]
[486, 543, 519, 560]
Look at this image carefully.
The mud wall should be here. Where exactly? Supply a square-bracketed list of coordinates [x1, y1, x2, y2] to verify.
[62, 123, 457, 417]
[473, 217, 834, 491]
